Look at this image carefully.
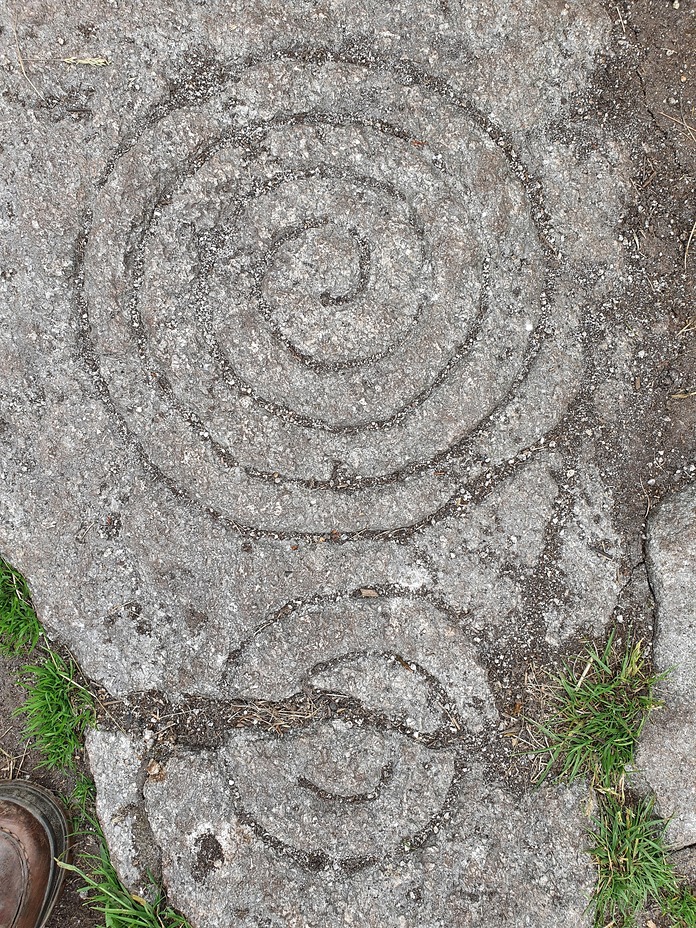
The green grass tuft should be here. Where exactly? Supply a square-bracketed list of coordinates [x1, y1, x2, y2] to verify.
[532, 632, 664, 790]
[67, 773, 97, 820]
[664, 885, 696, 928]
[0, 556, 42, 655]
[59, 818, 192, 928]
[589, 796, 677, 928]
[528, 631, 696, 926]
[15, 650, 95, 769]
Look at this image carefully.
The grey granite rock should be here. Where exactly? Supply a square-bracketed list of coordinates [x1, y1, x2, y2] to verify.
[1, 0, 668, 922]
[84, 737, 593, 928]
[86, 729, 160, 897]
[147, 755, 594, 928]
[636, 485, 696, 849]
[673, 845, 696, 886]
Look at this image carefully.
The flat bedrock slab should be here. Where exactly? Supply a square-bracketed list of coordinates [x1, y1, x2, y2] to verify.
[636, 484, 696, 849]
[1, 0, 675, 923]
[87, 729, 595, 928]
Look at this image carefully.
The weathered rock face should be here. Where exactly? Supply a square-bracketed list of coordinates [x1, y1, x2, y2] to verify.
[89, 728, 595, 928]
[2, 0, 685, 923]
[636, 485, 696, 849]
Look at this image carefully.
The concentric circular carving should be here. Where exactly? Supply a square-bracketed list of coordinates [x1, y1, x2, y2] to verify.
[218, 593, 496, 869]
[76, 50, 555, 534]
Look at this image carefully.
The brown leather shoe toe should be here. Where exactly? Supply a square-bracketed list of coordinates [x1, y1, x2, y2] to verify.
[0, 782, 69, 928]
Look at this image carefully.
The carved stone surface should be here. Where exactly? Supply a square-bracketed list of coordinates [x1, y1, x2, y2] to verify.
[2, 0, 692, 923]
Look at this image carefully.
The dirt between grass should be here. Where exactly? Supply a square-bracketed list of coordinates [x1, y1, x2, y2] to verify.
[0, 0, 694, 925]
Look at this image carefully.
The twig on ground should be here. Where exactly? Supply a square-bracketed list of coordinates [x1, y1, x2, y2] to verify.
[659, 111, 696, 146]
[685, 218, 696, 272]
[12, 20, 43, 98]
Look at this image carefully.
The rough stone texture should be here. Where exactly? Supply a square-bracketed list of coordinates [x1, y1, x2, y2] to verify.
[86, 728, 162, 897]
[1, 0, 695, 924]
[636, 485, 696, 849]
[674, 846, 696, 887]
[146, 750, 592, 928]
